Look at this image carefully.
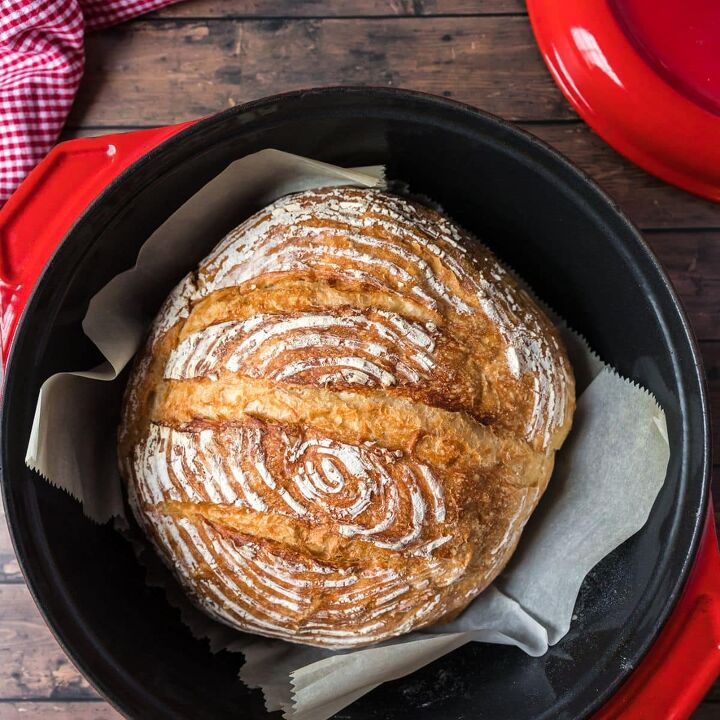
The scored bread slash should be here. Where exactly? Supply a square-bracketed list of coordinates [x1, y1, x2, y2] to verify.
[118, 186, 575, 649]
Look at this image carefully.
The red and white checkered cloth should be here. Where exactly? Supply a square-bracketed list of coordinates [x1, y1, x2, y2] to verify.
[0, 0, 182, 205]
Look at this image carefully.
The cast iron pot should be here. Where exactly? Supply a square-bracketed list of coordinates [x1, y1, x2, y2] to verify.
[0, 88, 712, 720]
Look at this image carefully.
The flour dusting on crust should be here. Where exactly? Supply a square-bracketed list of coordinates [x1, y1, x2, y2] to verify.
[118, 187, 575, 649]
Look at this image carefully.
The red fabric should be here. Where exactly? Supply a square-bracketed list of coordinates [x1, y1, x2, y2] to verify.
[0, 0, 180, 205]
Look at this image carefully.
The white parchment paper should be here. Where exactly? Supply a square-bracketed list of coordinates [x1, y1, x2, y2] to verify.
[25, 149, 669, 720]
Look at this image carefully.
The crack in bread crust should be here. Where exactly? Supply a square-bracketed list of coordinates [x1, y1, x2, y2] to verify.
[118, 186, 574, 649]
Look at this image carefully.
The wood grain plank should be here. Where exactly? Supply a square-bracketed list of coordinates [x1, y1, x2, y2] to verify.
[71, 17, 572, 126]
[0, 585, 98, 700]
[647, 233, 720, 341]
[0, 703, 119, 719]
[148, 0, 526, 18]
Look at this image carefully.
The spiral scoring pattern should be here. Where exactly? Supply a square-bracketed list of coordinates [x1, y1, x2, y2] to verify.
[165, 309, 437, 389]
[119, 187, 574, 648]
[138, 510, 463, 646]
[134, 421, 450, 557]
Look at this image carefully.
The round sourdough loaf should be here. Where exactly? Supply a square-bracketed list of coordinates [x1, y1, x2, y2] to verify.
[118, 187, 575, 648]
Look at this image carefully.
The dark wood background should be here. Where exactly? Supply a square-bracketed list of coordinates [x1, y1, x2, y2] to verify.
[1, 1, 718, 718]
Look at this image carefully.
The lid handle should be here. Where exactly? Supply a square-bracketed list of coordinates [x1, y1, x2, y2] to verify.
[0, 122, 193, 372]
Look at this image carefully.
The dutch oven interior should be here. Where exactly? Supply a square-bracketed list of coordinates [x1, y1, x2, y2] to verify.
[0, 89, 708, 720]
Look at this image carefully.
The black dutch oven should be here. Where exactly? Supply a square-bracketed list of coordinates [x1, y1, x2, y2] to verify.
[0, 88, 717, 720]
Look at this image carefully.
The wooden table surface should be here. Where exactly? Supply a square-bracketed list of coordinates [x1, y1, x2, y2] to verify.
[1, 1, 719, 718]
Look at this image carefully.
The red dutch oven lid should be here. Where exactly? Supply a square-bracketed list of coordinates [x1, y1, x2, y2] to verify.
[527, 0, 720, 202]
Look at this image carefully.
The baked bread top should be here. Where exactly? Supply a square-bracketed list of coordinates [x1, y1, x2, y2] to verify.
[118, 186, 575, 648]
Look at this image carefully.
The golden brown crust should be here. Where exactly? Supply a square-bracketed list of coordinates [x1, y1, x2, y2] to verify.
[118, 187, 574, 648]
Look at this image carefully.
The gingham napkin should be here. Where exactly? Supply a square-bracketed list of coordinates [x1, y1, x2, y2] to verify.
[0, 0, 182, 205]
